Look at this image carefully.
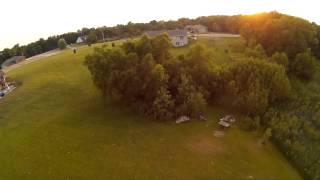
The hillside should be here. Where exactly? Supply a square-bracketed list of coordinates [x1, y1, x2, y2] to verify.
[0, 39, 301, 179]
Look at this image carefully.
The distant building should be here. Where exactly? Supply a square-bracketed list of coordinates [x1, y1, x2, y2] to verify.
[185, 24, 208, 34]
[76, 36, 87, 44]
[1, 56, 25, 69]
[146, 29, 188, 47]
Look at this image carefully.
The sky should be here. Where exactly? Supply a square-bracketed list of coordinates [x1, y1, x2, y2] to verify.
[0, 0, 319, 50]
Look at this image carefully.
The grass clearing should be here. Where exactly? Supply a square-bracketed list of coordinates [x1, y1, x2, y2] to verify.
[0, 39, 301, 179]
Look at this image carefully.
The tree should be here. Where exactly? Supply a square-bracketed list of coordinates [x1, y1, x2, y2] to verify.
[151, 87, 174, 120]
[58, 38, 67, 50]
[87, 31, 98, 45]
[269, 52, 289, 70]
[290, 50, 316, 82]
[222, 58, 291, 115]
[245, 44, 267, 59]
[240, 12, 317, 58]
[151, 33, 171, 61]
[262, 128, 272, 145]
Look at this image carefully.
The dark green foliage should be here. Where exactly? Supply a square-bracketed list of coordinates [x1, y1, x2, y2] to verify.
[87, 31, 98, 45]
[151, 87, 174, 120]
[58, 38, 67, 50]
[85, 34, 295, 121]
[269, 52, 289, 70]
[240, 12, 318, 59]
[85, 34, 208, 119]
[245, 44, 267, 59]
[151, 33, 172, 61]
[222, 59, 291, 115]
[265, 103, 320, 179]
[289, 50, 316, 82]
[311, 24, 320, 59]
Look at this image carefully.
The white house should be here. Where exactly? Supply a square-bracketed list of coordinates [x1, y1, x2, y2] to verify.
[146, 30, 188, 47]
[76, 36, 87, 44]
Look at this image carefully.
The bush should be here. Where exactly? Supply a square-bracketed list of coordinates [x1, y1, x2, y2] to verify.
[269, 52, 289, 70]
[58, 38, 67, 50]
[289, 50, 316, 82]
[87, 31, 98, 45]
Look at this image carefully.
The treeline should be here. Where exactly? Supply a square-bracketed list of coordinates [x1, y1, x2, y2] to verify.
[0, 32, 78, 65]
[0, 20, 186, 66]
[238, 12, 320, 179]
[2, 11, 319, 67]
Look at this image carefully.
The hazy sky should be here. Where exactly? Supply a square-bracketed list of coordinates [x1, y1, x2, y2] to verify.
[0, 0, 319, 49]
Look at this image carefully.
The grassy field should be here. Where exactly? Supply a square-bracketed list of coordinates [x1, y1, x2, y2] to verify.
[0, 40, 302, 179]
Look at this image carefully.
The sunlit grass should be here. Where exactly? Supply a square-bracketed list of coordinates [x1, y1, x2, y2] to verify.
[0, 39, 301, 179]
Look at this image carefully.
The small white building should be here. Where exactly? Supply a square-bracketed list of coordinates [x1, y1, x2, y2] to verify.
[146, 30, 188, 47]
[76, 36, 87, 44]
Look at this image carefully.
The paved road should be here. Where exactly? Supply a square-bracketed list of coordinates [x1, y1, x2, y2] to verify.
[197, 33, 240, 38]
[3, 49, 61, 73]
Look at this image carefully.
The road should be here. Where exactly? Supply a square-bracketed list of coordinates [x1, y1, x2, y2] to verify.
[197, 33, 240, 38]
[3, 49, 62, 73]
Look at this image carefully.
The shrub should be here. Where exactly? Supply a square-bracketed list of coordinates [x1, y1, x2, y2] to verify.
[58, 38, 67, 50]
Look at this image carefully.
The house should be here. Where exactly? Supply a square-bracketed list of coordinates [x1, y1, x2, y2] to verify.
[185, 24, 208, 34]
[146, 29, 188, 47]
[76, 36, 87, 44]
[1, 56, 25, 69]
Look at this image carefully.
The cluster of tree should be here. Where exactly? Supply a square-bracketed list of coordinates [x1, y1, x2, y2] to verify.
[240, 12, 318, 59]
[220, 58, 291, 115]
[240, 36, 319, 179]
[85, 34, 292, 120]
[196, 15, 241, 33]
[263, 98, 320, 179]
[85, 34, 215, 119]
[244, 44, 316, 82]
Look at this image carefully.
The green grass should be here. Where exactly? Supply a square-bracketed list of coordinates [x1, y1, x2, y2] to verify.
[0, 40, 301, 179]
[170, 37, 246, 65]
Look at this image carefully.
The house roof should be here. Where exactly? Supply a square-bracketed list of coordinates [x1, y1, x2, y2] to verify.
[146, 29, 188, 38]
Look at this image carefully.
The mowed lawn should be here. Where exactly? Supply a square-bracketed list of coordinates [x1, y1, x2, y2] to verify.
[0, 41, 301, 180]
